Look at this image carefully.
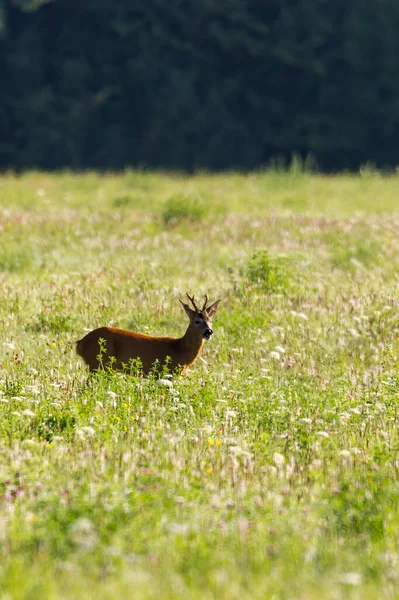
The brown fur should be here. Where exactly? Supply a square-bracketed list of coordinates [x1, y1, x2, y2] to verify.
[76, 295, 220, 375]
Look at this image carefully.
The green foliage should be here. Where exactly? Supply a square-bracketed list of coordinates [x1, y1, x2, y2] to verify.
[25, 312, 78, 334]
[0, 172, 398, 598]
[162, 193, 206, 226]
[328, 234, 382, 271]
[326, 474, 387, 542]
[38, 412, 76, 442]
[3, 380, 24, 399]
[0, 248, 34, 273]
[246, 250, 291, 293]
[112, 195, 134, 208]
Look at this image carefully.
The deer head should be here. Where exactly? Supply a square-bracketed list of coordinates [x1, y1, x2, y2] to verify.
[180, 293, 221, 340]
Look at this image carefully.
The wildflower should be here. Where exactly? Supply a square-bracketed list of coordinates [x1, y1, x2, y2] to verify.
[229, 446, 253, 458]
[290, 311, 308, 320]
[348, 328, 360, 338]
[274, 346, 285, 353]
[69, 518, 98, 550]
[269, 351, 281, 360]
[316, 431, 329, 439]
[339, 573, 362, 586]
[206, 467, 213, 474]
[339, 450, 351, 458]
[21, 409, 35, 417]
[166, 523, 189, 535]
[273, 452, 285, 467]
[77, 426, 95, 438]
[208, 438, 215, 445]
[26, 386, 40, 395]
[156, 379, 173, 388]
[225, 410, 237, 418]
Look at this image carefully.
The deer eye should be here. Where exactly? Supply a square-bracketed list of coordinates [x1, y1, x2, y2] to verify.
[195, 319, 201, 325]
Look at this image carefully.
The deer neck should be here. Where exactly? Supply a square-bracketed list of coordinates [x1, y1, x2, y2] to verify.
[180, 324, 205, 362]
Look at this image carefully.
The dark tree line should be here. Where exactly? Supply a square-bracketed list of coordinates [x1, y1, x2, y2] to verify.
[1, 0, 399, 171]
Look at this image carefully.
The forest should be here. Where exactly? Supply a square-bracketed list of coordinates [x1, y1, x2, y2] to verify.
[1, 0, 399, 171]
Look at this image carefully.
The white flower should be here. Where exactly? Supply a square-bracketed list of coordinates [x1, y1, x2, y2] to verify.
[228, 446, 252, 458]
[21, 409, 35, 417]
[156, 379, 173, 388]
[273, 452, 285, 466]
[166, 523, 189, 535]
[290, 311, 308, 320]
[69, 518, 98, 550]
[316, 431, 329, 439]
[269, 351, 281, 360]
[339, 450, 351, 458]
[77, 426, 95, 439]
[348, 328, 360, 338]
[225, 410, 237, 419]
[174, 496, 186, 505]
[274, 346, 285, 353]
[339, 572, 362, 585]
[26, 386, 40, 395]
[297, 313, 308, 320]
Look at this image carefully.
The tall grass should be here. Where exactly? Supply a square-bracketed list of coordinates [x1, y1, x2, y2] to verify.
[0, 170, 398, 599]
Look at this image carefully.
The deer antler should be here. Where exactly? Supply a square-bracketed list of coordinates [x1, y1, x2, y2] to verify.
[202, 295, 208, 311]
[186, 293, 199, 312]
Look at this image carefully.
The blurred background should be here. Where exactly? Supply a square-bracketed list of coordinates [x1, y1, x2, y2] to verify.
[1, 0, 399, 172]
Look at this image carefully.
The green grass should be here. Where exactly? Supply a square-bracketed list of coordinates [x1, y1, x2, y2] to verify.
[0, 169, 398, 599]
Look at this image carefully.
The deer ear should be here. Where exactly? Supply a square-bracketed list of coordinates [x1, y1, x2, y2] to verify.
[180, 299, 195, 317]
[206, 299, 221, 318]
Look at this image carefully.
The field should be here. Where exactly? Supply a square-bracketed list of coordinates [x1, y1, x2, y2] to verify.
[0, 169, 398, 599]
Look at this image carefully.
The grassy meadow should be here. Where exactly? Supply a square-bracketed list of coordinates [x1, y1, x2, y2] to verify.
[0, 168, 398, 599]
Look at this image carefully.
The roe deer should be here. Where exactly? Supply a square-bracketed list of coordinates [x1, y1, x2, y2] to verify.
[76, 294, 221, 375]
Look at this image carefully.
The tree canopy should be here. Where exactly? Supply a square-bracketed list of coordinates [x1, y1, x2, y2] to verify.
[1, 0, 399, 171]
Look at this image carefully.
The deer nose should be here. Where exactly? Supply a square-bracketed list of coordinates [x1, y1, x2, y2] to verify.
[204, 328, 213, 339]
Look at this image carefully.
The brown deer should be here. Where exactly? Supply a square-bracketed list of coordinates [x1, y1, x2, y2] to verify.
[76, 294, 220, 375]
